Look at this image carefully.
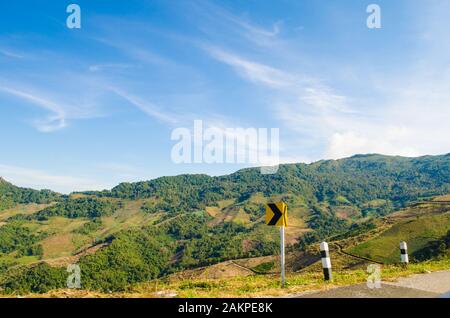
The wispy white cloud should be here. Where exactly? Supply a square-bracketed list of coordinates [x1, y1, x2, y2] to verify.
[204, 46, 294, 88]
[33, 116, 68, 133]
[93, 36, 174, 67]
[0, 85, 67, 132]
[0, 48, 24, 59]
[200, 1, 450, 162]
[203, 45, 352, 113]
[95, 162, 143, 180]
[88, 63, 133, 72]
[202, 46, 357, 160]
[109, 87, 179, 125]
[325, 129, 421, 159]
[1, 0, 448, 179]
[0, 164, 108, 194]
[322, 2, 450, 159]
[0, 81, 109, 132]
[236, 19, 282, 39]
[188, 0, 283, 47]
[0, 65, 117, 132]
[0, 85, 64, 115]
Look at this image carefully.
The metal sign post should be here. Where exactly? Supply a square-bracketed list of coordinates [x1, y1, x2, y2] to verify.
[266, 202, 288, 288]
[280, 225, 285, 288]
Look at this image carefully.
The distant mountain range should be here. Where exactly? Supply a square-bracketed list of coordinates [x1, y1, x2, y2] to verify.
[3, 153, 450, 207]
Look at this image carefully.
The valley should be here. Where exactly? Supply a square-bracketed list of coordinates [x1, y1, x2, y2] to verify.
[0, 154, 449, 296]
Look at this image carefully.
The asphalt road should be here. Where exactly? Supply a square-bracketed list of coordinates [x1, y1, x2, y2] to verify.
[295, 270, 450, 298]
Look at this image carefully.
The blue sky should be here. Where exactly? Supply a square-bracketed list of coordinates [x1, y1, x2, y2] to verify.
[0, 0, 449, 193]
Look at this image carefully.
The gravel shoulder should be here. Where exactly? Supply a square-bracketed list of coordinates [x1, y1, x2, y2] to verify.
[384, 270, 450, 294]
[293, 270, 450, 298]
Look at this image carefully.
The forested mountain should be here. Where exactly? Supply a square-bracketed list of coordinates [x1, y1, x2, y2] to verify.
[0, 177, 60, 211]
[0, 153, 449, 294]
[88, 153, 450, 215]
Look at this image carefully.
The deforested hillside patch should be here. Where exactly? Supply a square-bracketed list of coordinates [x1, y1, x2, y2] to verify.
[34, 198, 121, 220]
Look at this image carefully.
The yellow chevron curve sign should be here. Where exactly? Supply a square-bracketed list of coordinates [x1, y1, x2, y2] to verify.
[265, 202, 287, 227]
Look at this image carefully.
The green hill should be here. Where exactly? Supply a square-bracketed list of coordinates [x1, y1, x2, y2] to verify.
[0, 153, 449, 294]
[94, 153, 450, 215]
[348, 210, 450, 263]
[0, 177, 60, 211]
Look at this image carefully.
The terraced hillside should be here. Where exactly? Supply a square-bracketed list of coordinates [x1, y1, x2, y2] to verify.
[0, 154, 449, 294]
[1, 197, 448, 298]
[348, 202, 450, 263]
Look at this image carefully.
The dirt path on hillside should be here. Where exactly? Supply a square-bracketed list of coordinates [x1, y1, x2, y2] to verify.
[333, 242, 384, 265]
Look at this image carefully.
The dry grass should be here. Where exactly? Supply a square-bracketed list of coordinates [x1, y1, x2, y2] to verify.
[42, 233, 75, 259]
[0, 203, 52, 222]
[432, 195, 450, 201]
[9, 258, 447, 298]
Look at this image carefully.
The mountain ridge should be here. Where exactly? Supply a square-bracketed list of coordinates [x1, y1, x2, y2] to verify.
[2, 153, 449, 195]
[0, 153, 449, 294]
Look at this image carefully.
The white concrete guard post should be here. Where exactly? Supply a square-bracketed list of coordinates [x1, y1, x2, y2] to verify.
[320, 242, 332, 281]
[400, 241, 409, 264]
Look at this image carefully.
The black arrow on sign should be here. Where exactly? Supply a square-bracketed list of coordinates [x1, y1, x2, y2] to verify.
[268, 203, 283, 225]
